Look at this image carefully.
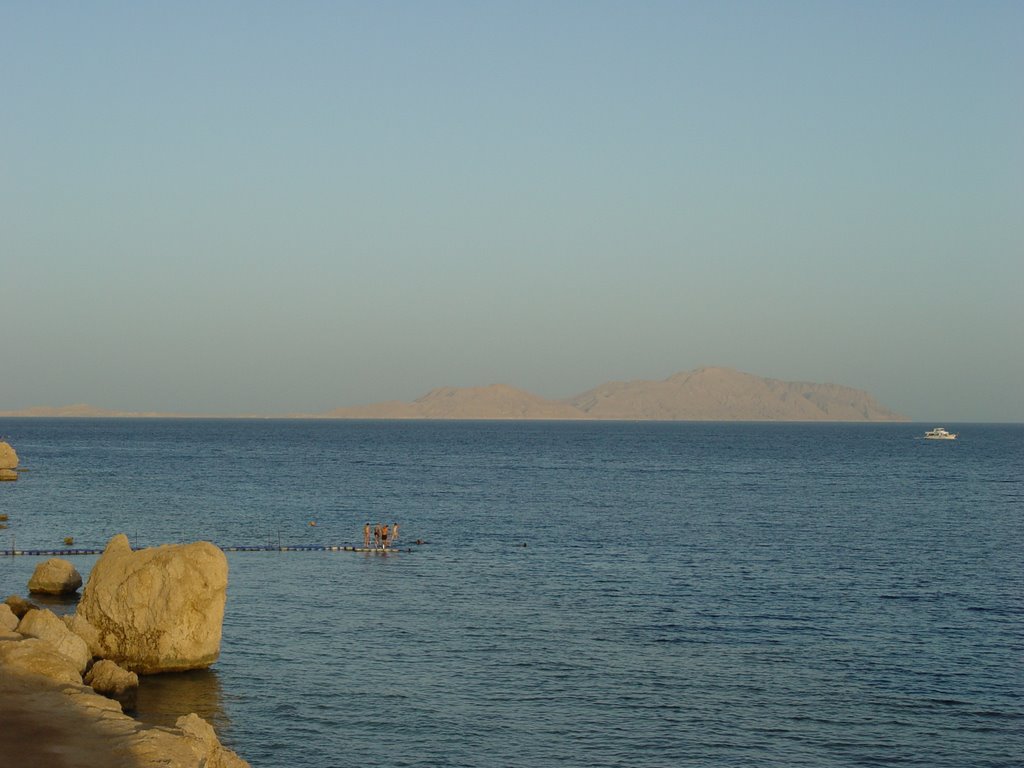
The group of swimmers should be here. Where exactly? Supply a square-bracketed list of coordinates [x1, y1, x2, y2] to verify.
[363, 522, 399, 550]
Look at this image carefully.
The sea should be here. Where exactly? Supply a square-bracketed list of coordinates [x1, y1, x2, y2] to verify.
[0, 419, 1021, 768]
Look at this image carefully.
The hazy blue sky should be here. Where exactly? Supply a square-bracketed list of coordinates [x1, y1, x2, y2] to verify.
[2, 2, 1021, 420]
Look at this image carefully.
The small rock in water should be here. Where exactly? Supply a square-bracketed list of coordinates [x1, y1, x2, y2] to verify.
[28, 558, 83, 595]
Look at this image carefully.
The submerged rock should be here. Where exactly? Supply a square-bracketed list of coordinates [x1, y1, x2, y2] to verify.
[76, 534, 228, 674]
[28, 558, 83, 595]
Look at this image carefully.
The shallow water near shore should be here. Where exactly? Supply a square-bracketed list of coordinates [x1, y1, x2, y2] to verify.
[1, 419, 1022, 767]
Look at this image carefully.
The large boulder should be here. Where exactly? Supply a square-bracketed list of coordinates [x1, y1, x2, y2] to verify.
[0, 441, 17, 470]
[76, 534, 228, 674]
[28, 558, 84, 594]
[17, 608, 92, 674]
[85, 659, 139, 710]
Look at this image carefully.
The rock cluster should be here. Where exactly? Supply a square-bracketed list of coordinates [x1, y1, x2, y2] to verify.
[0, 665, 249, 768]
[0, 633, 84, 685]
[17, 607, 91, 674]
[0, 534, 247, 767]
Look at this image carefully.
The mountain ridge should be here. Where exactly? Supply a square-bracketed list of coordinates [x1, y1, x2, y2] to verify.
[310, 367, 907, 421]
[0, 368, 908, 421]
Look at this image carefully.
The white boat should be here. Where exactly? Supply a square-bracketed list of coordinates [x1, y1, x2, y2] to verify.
[924, 427, 957, 440]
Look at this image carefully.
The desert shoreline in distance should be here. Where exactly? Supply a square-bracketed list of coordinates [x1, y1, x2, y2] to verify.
[0, 366, 908, 422]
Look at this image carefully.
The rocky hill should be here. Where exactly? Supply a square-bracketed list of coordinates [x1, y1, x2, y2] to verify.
[322, 367, 905, 421]
[0, 368, 907, 421]
[567, 367, 905, 421]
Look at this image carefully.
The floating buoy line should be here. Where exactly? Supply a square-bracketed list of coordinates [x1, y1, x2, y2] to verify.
[0, 544, 410, 557]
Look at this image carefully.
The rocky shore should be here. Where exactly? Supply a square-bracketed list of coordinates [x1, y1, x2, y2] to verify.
[0, 535, 249, 768]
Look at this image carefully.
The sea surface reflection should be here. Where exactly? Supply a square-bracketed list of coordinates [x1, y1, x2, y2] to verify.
[22, 590, 81, 615]
[135, 668, 228, 732]
[2, 420, 1021, 767]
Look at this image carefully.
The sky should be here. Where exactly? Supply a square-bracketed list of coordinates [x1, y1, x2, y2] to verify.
[2, 2, 1021, 421]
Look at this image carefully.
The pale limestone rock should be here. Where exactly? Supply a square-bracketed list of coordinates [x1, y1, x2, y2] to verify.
[0, 636, 83, 684]
[0, 468, 16, 481]
[0, 603, 18, 632]
[125, 713, 249, 768]
[64, 612, 103, 657]
[0, 628, 21, 640]
[77, 534, 228, 673]
[28, 558, 83, 595]
[0, 672, 134, 768]
[175, 713, 250, 768]
[0, 441, 17, 470]
[85, 658, 139, 710]
[17, 608, 92, 674]
[63, 682, 127, 717]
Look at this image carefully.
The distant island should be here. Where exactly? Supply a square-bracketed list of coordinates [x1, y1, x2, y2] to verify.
[0, 367, 907, 421]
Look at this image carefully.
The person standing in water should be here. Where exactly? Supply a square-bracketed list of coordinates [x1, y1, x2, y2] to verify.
[363, 523, 371, 549]
[382, 523, 390, 549]
[391, 523, 400, 546]
[373, 523, 382, 549]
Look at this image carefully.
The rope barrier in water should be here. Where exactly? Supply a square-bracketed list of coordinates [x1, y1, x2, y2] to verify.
[0, 545, 409, 557]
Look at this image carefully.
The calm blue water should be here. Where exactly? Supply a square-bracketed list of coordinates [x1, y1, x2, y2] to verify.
[1, 420, 1021, 767]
